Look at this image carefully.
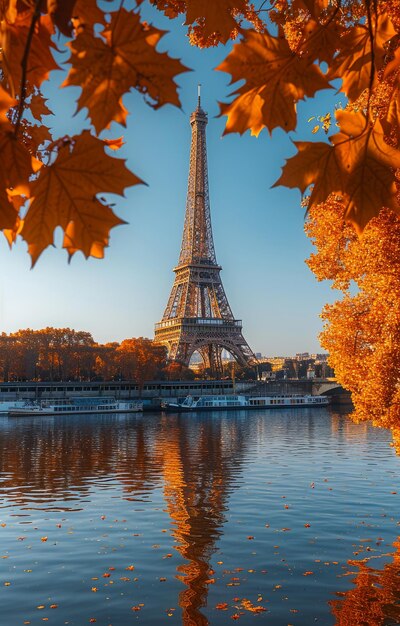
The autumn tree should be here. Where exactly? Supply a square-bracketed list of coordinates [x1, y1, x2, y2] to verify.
[0, 329, 172, 382]
[164, 361, 195, 380]
[116, 337, 167, 386]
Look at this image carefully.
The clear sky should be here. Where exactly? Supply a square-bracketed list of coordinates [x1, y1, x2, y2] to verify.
[0, 4, 340, 356]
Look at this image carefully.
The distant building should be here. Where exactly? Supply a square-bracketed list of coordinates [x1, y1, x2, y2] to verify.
[307, 365, 316, 379]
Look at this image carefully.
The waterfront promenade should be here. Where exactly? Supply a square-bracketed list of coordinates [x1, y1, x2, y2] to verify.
[0, 378, 350, 404]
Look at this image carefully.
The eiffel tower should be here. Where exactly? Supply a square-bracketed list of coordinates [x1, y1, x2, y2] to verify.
[154, 88, 256, 374]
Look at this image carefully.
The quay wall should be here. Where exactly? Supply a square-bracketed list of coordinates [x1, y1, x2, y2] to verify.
[0, 379, 350, 405]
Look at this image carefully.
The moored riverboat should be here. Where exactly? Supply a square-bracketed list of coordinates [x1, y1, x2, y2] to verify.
[162, 394, 330, 412]
[0, 401, 27, 414]
[8, 396, 143, 416]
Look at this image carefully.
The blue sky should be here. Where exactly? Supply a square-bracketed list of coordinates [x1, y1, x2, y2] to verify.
[0, 5, 341, 356]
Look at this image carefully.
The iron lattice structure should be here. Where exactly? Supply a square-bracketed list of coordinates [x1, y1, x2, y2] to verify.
[155, 94, 256, 374]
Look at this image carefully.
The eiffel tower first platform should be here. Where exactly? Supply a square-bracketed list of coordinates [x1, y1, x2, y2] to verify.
[154, 90, 256, 374]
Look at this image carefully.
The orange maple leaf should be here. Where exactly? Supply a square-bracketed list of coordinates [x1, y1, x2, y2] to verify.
[328, 14, 396, 101]
[0, 86, 15, 128]
[185, 0, 247, 43]
[72, 0, 106, 30]
[47, 0, 77, 36]
[22, 131, 142, 264]
[382, 84, 400, 136]
[29, 91, 53, 122]
[1, 11, 58, 96]
[272, 140, 343, 207]
[383, 46, 400, 80]
[299, 17, 344, 64]
[0, 131, 36, 230]
[332, 110, 400, 232]
[217, 29, 331, 136]
[294, 0, 330, 17]
[275, 110, 400, 233]
[103, 137, 125, 151]
[63, 9, 189, 134]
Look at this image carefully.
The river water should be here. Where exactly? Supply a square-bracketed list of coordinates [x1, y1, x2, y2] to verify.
[0, 407, 399, 625]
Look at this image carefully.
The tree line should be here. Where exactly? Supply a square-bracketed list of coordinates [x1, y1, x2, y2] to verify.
[0, 328, 176, 383]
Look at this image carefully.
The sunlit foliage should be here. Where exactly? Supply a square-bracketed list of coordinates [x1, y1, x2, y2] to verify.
[0, 328, 168, 382]
[0, 0, 399, 261]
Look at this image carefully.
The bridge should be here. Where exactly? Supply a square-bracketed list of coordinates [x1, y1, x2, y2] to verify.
[246, 378, 350, 404]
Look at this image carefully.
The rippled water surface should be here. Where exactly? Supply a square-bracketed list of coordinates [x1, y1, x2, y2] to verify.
[1, 408, 400, 625]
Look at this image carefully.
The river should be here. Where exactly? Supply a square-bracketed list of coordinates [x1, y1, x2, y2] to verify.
[0, 407, 399, 625]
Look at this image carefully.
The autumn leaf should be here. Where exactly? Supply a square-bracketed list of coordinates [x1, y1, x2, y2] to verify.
[22, 131, 142, 264]
[63, 9, 189, 134]
[272, 140, 343, 207]
[29, 92, 53, 121]
[47, 0, 77, 36]
[383, 84, 400, 136]
[0, 131, 36, 230]
[22, 121, 53, 156]
[275, 109, 400, 232]
[332, 110, 400, 232]
[294, 0, 330, 17]
[72, 0, 107, 30]
[328, 14, 396, 101]
[103, 137, 125, 151]
[383, 47, 400, 80]
[217, 29, 331, 136]
[0, 86, 16, 128]
[299, 17, 343, 64]
[1, 11, 58, 96]
[185, 0, 247, 43]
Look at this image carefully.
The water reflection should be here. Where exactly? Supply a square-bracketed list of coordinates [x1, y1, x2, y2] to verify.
[331, 540, 400, 625]
[0, 412, 252, 625]
[0, 416, 163, 507]
[156, 415, 249, 625]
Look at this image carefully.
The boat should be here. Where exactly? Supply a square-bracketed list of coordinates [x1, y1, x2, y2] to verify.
[0, 400, 27, 414]
[8, 396, 143, 416]
[162, 394, 330, 412]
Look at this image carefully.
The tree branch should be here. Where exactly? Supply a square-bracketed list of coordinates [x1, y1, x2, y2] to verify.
[14, 0, 42, 138]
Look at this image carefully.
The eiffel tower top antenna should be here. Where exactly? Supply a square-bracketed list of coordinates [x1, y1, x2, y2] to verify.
[197, 83, 201, 107]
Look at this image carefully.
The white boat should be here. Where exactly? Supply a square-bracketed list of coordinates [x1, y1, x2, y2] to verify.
[8, 397, 143, 416]
[162, 394, 330, 412]
[0, 400, 27, 414]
